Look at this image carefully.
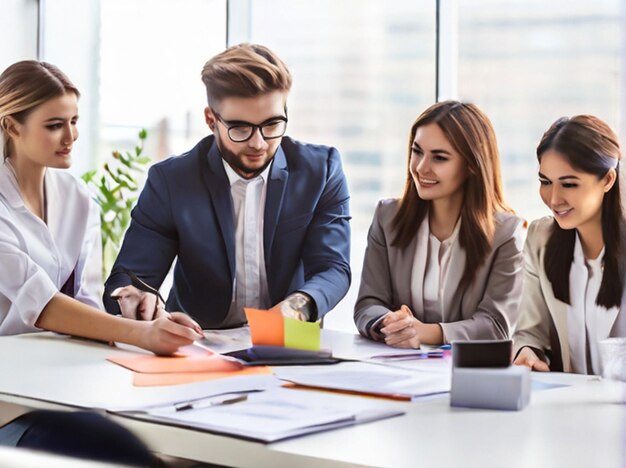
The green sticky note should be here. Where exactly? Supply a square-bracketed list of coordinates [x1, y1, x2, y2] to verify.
[283, 317, 321, 351]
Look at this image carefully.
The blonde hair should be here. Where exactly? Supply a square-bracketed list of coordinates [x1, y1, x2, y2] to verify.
[201, 43, 292, 108]
[0, 60, 79, 160]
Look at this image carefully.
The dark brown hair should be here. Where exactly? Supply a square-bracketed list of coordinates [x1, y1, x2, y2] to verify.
[539, 115, 623, 308]
[201, 43, 292, 108]
[0, 60, 79, 160]
[392, 100, 512, 288]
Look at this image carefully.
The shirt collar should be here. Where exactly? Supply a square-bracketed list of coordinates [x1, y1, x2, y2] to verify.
[0, 159, 24, 209]
[221, 158, 272, 187]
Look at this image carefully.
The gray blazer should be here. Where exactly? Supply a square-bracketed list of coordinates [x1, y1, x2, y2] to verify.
[354, 199, 526, 342]
[512, 217, 626, 372]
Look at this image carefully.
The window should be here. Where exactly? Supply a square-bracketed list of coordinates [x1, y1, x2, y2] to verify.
[0, 0, 38, 67]
[247, 0, 437, 331]
[40, 0, 226, 176]
[458, 0, 623, 222]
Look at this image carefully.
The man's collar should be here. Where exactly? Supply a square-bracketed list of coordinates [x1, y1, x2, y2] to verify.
[221, 158, 272, 186]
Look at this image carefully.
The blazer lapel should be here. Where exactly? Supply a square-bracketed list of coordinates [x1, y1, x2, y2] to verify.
[264, 146, 288, 265]
[550, 300, 570, 371]
[611, 235, 626, 337]
[407, 218, 429, 317]
[199, 141, 236, 280]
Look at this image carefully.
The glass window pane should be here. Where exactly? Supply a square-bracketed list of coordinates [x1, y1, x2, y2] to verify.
[458, 0, 622, 222]
[249, 0, 437, 331]
[42, 0, 227, 176]
[0, 0, 38, 67]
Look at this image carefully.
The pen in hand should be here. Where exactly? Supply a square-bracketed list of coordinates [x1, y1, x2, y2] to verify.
[110, 268, 165, 321]
[122, 268, 164, 320]
[111, 269, 205, 339]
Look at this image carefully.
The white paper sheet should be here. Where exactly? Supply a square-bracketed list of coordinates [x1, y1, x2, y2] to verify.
[116, 387, 404, 443]
[274, 361, 451, 399]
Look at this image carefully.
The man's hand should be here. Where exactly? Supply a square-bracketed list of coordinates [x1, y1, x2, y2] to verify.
[111, 285, 165, 321]
[513, 347, 550, 372]
[271, 292, 317, 321]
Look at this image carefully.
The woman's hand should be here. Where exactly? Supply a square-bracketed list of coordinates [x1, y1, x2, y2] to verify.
[380, 305, 444, 348]
[139, 312, 204, 356]
[513, 346, 550, 372]
[380, 305, 422, 348]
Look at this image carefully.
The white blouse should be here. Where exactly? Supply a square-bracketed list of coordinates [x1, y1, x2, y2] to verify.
[567, 234, 618, 375]
[0, 160, 103, 335]
[413, 216, 461, 323]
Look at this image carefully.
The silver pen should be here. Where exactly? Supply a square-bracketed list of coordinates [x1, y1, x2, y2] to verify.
[174, 394, 248, 412]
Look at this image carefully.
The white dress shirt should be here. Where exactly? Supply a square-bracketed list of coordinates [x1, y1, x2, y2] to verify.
[415, 216, 461, 323]
[222, 160, 271, 326]
[567, 234, 619, 375]
[0, 160, 103, 335]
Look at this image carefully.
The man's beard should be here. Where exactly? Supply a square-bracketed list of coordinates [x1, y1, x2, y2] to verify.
[216, 132, 274, 179]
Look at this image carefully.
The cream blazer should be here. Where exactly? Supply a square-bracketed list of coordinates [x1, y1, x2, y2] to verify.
[513, 217, 626, 372]
[354, 198, 526, 342]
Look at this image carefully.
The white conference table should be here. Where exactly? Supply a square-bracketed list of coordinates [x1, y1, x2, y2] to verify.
[0, 329, 625, 468]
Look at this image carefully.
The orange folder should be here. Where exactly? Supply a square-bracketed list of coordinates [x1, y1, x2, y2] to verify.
[107, 345, 272, 387]
[133, 366, 272, 387]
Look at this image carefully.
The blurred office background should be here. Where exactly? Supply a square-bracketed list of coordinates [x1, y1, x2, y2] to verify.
[2, 0, 624, 332]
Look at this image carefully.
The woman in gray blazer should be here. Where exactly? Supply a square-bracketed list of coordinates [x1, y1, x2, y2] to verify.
[354, 101, 525, 348]
[513, 115, 625, 374]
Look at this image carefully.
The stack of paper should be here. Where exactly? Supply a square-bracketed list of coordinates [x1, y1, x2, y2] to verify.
[274, 361, 451, 400]
[113, 387, 404, 443]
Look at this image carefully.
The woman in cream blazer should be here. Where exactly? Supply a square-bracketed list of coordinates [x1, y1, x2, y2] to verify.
[513, 116, 626, 374]
[354, 101, 525, 347]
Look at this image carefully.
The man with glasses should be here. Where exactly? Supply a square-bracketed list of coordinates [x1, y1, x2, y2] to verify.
[103, 44, 351, 328]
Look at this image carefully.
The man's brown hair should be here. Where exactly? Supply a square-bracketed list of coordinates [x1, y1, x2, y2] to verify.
[201, 43, 292, 108]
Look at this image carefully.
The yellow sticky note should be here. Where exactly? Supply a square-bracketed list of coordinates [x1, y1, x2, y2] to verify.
[283, 317, 320, 351]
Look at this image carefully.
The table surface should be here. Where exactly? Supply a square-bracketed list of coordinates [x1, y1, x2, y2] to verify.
[1, 329, 625, 468]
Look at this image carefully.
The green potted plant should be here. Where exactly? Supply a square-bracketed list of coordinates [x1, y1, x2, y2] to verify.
[82, 129, 152, 277]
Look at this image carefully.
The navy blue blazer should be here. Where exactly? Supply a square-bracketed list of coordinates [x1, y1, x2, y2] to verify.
[103, 135, 351, 328]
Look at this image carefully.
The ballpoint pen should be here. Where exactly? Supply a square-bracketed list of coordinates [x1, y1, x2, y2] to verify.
[115, 268, 165, 320]
[174, 394, 248, 412]
[370, 350, 444, 360]
[115, 268, 206, 339]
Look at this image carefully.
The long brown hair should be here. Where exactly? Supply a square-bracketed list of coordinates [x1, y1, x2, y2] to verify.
[392, 100, 512, 288]
[0, 60, 79, 160]
[539, 115, 623, 309]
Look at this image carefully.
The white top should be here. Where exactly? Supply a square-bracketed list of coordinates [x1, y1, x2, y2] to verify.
[415, 216, 461, 323]
[567, 234, 619, 375]
[222, 160, 271, 326]
[0, 160, 103, 335]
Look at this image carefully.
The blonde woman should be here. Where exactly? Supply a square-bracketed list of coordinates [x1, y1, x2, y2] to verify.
[0, 60, 203, 353]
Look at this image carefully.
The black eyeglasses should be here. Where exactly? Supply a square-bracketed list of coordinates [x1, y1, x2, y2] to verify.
[212, 110, 288, 143]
